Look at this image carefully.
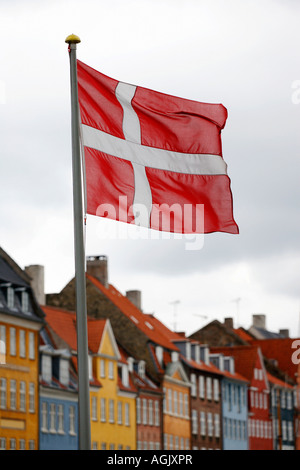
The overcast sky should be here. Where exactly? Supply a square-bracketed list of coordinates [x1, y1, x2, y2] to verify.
[1, 0, 300, 338]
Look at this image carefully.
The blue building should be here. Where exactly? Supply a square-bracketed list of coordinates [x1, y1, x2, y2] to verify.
[210, 353, 249, 450]
[39, 330, 79, 450]
[268, 373, 295, 450]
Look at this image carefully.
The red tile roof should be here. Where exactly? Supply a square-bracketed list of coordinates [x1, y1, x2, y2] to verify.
[42, 304, 107, 354]
[210, 345, 261, 382]
[234, 328, 254, 342]
[266, 372, 293, 389]
[249, 338, 300, 382]
[86, 274, 179, 351]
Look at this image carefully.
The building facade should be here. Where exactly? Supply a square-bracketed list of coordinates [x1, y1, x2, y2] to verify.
[0, 248, 45, 450]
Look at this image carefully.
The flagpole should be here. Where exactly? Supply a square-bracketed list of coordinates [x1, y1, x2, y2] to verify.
[65, 33, 91, 450]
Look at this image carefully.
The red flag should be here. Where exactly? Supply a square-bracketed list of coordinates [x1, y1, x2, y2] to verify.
[77, 60, 239, 234]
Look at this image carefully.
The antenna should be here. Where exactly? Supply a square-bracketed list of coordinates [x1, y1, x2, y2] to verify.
[170, 300, 180, 332]
[231, 297, 241, 327]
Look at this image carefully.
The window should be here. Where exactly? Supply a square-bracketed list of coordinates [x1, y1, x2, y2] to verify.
[60, 359, 69, 386]
[100, 398, 106, 422]
[10, 327, 16, 356]
[19, 381, 26, 411]
[58, 404, 64, 433]
[21, 291, 29, 313]
[288, 421, 293, 441]
[10, 380, 16, 410]
[259, 393, 263, 409]
[191, 374, 197, 397]
[19, 330, 26, 358]
[173, 392, 178, 415]
[169, 435, 173, 450]
[156, 346, 163, 365]
[125, 403, 130, 426]
[0, 325, 6, 364]
[192, 410, 198, 434]
[19, 439, 25, 450]
[155, 400, 160, 426]
[109, 399, 115, 423]
[164, 434, 168, 450]
[117, 401, 123, 424]
[184, 394, 189, 417]
[282, 421, 287, 441]
[163, 387, 166, 413]
[108, 361, 114, 379]
[122, 365, 129, 387]
[92, 396, 97, 420]
[28, 332, 35, 360]
[142, 398, 147, 424]
[168, 389, 172, 414]
[264, 393, 267, 409]
[28, 440, 35, 450]
[0, 438, 6, 450]
[69, 406, 76, 435]
[100, 359, 105, 378]
[42, 402, 48, 431]
[287, 392, 292, 410]
[149, 399, 153, 425]
[0, 378, 7, 409]
[7, 287, 14, 309]
[281, 391, 286, 409]
[214, 414, 220, 437]
[206, 377, 212, 400]
[199, 376, 205, 399]
[213, 379, 219, 401]
[29, 383, 35, 412]
[10, 438, 16, 450]
[179, 392, 183, 416]
[200, 411, 206, 436]
[136, 398, 141, 424]
[137, 441, 142, 450]
[228, 383, 232, 410]
[42, 355, 52, 382]
[207, 412, 213, 436]
[175, 436, 179, 450]
[50, 403, 56, 432]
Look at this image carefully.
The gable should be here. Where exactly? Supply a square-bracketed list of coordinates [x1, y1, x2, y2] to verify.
[98, 321, 120, 359]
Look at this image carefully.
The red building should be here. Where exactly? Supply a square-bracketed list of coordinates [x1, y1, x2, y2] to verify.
[212, 345, 273, 450]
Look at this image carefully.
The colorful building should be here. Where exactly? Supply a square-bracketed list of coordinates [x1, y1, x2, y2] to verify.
[209, 352, 248, 450]
[0, 248, 45, 450]
[42, 304, 137, 450]
[212, 345, 273, 450]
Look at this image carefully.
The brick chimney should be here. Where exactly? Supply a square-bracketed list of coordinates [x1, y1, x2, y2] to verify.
[86, 255, 108, 288]
[224, 317, 234, 329]
[252, 314, 266, 329]
[126, 290, 142, 310]
[24, 264, 45, 305]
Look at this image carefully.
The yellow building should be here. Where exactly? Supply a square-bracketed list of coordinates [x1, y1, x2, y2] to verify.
[89, 319, 137, 450]
[162, 361, 191, 450]
[0, 249, 44, 450]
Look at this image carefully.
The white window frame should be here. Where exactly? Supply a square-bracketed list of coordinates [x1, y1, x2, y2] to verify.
[0, 378, 7, 409]
[29, 382, 35, 413]
[199, 376, 205, 399]
[58, 404, 64, 434]
[50, 403, 56, 432]
[100, 397, 106, 422]
[19, 329, 26, 358]
[92, 396, 97, 421]
[100, 359, 105, 378]
[149, 399, 153, 425]
[10, 379, 16, 410]
[28, 332, 35, 360]
[41, 402, 48, 431]
[10, 327, 16, 356]
[117, 401, 123, 424]
[214, 413, 220, 438]
[125, 403, 130, 426]
[19, 381, 26, 411]
[206, 377, 212, 401]
[136, 397, 141, 424]
[69, 405, 76, 435]
[109, 399, 115, 423]
[200, 411, 206, 436]
[213, 378, 219, 402]
[0, 325, 6, 364]
[142, 398, 147, 424]
[154, 400, 160, 426]
[108, 361, 114, 379]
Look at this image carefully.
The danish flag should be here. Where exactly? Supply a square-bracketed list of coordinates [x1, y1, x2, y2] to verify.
[77, 60, 238, 234]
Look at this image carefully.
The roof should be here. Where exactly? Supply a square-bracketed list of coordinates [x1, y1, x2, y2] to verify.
[42, 304, 108, 355]
[86, 274, 179, 351]
[210, 345, 262, 382]
[266, 372, 294, 389]
[234, 328, 254, 342]
[250, 338, 300, 382]
[0, 247, 31, 287]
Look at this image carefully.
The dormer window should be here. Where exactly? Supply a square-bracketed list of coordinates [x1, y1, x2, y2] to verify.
[42, 354, 52, 383]
[186, 342, 191, 360]
[155, 346, 163, 366]
[21, 291, 29, 313]
[122, 364, 129, 387]
[171, 351, 179, 362]
[138, 361, 145, 378]
[60, 358, 69, 386]
[7, 287, 14, 309]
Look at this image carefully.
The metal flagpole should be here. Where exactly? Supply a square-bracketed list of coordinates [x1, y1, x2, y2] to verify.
[65, 34, 91, 450]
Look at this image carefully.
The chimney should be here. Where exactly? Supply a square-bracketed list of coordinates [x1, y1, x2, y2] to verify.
[86, 255, 108, 288]
[126, 290, 142, 310]
[252, 314, 266, 329]
[224, 317, 234, 329]
[24, 265, 45, 305]
[279, 329, 289, 338]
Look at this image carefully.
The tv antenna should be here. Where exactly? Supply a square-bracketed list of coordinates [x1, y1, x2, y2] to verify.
[170, 300, 180, 331]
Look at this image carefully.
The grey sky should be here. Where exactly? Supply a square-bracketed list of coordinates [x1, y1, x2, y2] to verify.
[1, 0, 300, 337]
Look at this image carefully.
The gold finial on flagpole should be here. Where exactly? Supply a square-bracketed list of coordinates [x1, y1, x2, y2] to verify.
[65, 34, 81, 44]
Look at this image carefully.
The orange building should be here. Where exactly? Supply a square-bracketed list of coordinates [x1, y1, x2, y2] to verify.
[0, 248, 45, 450]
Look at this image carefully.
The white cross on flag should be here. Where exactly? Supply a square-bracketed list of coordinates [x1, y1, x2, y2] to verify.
[77, 60, 238, 234]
